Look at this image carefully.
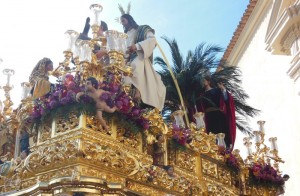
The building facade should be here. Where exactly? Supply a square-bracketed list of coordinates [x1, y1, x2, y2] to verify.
[223, 0, 300, 194]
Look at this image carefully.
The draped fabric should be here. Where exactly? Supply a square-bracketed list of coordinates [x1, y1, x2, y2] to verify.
[126, 25, 166, 110]
[197, 88, 236, 148]
[29, 58, 52, 99]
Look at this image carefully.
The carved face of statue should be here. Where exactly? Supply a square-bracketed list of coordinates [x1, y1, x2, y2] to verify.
[167, 166, 174, 176]
[157, 134, 164, 143]
[46, 62, 53, 72]
[121, 17, 129, 29]
[85, 80, 96, 91]
[20, 151, 27, 160]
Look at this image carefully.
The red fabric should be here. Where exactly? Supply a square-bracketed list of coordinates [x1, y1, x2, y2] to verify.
[188, 90, 236, 149]
[219, 92, 236, 149]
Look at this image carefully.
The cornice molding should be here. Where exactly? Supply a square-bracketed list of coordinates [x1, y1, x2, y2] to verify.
[265, 2, 300, 54]
[287, 50, 300, 81]
[224, 0, 271, 66]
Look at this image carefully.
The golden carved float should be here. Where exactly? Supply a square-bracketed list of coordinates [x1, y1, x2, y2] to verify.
[0, 4, 287, 196]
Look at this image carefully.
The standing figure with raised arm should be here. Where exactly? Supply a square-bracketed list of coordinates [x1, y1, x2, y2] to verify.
[198, 75, 236, 148]
[78, 17, 109, 60]
[120, 14, 166, 111]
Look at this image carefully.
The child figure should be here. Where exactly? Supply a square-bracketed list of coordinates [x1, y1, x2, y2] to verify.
[153, 134, 165, 166]
[76, 77, 117, 130]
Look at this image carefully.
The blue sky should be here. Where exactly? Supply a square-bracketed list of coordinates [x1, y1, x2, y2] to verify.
[0, 0, 248, 105]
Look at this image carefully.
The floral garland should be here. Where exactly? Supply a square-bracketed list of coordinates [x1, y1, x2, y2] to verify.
[170, 124, 192, 150]
[249, 163, 285, 188]
[220, 149, 240, 173]
[28, 72, 150, 133]
[99, 72, 150, 130]
[29, 74, 94, 123]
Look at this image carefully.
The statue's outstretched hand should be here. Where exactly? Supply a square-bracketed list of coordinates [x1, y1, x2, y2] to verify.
[76, 92, 84, 102]
[82, 17, 90, 35]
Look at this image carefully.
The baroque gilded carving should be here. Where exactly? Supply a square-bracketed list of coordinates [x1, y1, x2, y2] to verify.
[56, 113, 79, 134]
[188, 130, 223, 161]
[86, 115, 112, 136]
[177, 151, 196, 172]
[116, 127, 141, 149]
[38, 121, 52, 143]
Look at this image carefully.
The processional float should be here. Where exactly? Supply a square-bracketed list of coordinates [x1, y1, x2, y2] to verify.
[0, 4, 287, 196]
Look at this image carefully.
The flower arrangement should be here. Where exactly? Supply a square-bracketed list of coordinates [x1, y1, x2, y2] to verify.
[249, 163, 285, 188]
[146, 165, 158, 182]
[221, 149, 240, 173]
[28, 72, 150, 134]
[99, 72, 150, 131]
[29, 73, 95, 123]
[170, 124, 192, 150]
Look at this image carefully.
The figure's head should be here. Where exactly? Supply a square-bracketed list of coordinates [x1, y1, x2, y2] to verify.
[283, 174, 290, 181]
[202, 75, 212, 88]
[98, 21, 108, 36]
[120, 14, 138, 33]
[20, 150, 28, 160]
[39, 58, 53, 72]
[37, 57, 53, 72]
[164, 165, 174, 176]
[156, 134, 164, 143]
[86, 77, 99, 90]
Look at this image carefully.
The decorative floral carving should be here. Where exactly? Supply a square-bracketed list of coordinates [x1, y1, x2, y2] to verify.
[56, 113, 79, 134]
[177, 151, 196, 172]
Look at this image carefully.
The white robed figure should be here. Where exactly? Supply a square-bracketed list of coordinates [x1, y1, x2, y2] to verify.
[121, 14, 166, 111]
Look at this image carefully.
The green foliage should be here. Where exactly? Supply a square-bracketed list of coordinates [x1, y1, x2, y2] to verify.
[30, 102, 145, 137]
[43, 102, 96, 122]
[169, 139, 187, 151]
[155, 36, 260, 135]
[103, 112, 144, 135]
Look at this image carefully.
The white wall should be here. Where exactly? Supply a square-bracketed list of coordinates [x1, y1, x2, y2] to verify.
[232, 5, 300, 195]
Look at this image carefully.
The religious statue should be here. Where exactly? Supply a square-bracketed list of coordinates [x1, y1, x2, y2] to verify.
[19, 130, 30, 156]
[198, 75, 236, 148]
[152, 134, 165, 166]
[76, 77, 117, 130]
[29, 57, 54, 99]
[163, 165, 176, 179]
[119, 13, 166, 111]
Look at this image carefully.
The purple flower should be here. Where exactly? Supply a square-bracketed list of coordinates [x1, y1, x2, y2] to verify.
[66, 81, 75, 89]
[100, 93, 109, 101]
[116, 100, 123, 108]
[61, 97, 70, 105]
[66, 90, 76, 101]
[131, 108, 140, 116]
[172, 124, 180, 131]
[110, 83, 120, 93]
[31, 110, 41, 118]
[40, 107, 45, 115]
[53, 90, 61, 97]
[142, 121, 150, 129]
[106, 98, 115, 108]
[122, 97, 130, 106]
[65, 74, 74, 80]
[49, 100, 58, 109]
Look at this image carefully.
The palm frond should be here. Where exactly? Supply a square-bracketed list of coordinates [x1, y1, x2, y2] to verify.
[118, 4, 126, 15]
[126, 2, 131, 14]
[155, 36, 260, 136]
[161, 36, 184, 74]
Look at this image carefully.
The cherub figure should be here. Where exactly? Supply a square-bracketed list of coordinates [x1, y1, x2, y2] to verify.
[163, 165, 176, 179]
[76, 77, 117, 130]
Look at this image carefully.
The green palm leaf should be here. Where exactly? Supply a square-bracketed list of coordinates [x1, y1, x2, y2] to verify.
[155, 36, 259, 136]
